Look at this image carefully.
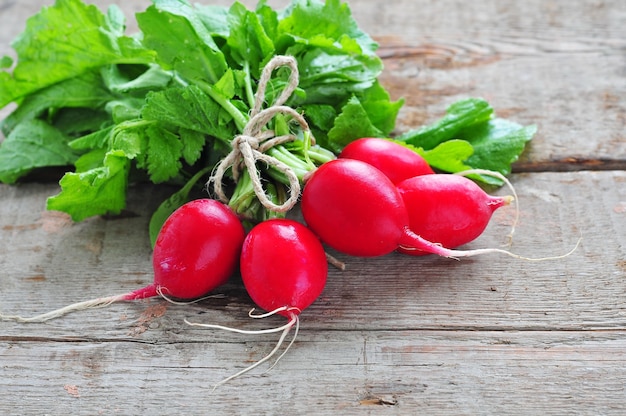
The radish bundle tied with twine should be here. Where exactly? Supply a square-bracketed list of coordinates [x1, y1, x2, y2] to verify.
[208, 55, 346, 270]
[209, 55, 316, 214]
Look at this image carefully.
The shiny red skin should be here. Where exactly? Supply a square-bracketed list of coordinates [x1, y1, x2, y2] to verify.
[240, 219, 327, 317]
[339, 138, 434, 184]
[152, 199, 245, 299]
[301, 159, 409, 257]
[396, 174, 508, 255]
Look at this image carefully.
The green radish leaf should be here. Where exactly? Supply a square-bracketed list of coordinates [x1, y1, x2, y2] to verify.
[460, 118, 537, 177]
[69, 126, 115, 151]
[359, 80, 404, 137]
[179, 128, 206, 166]
[327, 96, 383, 153]
[397, 98, 536, 185]
[226, 2, 275, 77]
[74, 148, 108, 172]
[100, 64, 174, 96]
[136, 0, 228, 84]
[0, 70, 115, 136]
[398, 98, 494, 150]
[413, 139, 475, 174]
[277, 0, 378, 55]
[0, 0, 153, 107]
[0, 119, 80, 183]
[46, 149, 130, 221]
[142, 125, 185, 184]
[294, 49, 383, 104]
[142, 85, 236, 144]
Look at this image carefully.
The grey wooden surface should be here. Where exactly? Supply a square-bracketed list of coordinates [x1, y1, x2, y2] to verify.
[1, 0, 625, 415]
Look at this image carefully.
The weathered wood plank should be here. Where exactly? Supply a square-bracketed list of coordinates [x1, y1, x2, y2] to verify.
[0, 172, 623, 415]
[2, 330, 626, 415]
[369, 0, 626, 169]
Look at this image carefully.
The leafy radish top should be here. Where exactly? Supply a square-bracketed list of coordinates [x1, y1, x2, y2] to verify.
[0, 0, 535, 231]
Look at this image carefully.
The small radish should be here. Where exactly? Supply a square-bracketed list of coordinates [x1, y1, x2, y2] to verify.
[239, 219, 328, 316]
[396, 174, 513, 255]
[339, 137, 434, 184]
[301, 158, 559, 260]
[0, 199, 245, 322]
[186, 218, 327, 387]
[151, 199, 246, 299]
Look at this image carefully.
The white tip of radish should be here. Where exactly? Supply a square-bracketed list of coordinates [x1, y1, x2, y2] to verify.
[501, 195, 515, 205]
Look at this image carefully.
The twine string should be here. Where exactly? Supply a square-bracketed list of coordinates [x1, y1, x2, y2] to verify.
[209, 55, 312, 213]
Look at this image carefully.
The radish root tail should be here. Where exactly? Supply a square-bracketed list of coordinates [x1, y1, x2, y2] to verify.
[0, 294, 126, 323]
[185, 306, 301, 389]
[400, 235, 582, 261]
[326, 252, 346, 271]
[156, 286, 225, 305]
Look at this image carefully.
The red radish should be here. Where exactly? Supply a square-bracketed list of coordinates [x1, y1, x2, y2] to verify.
[240, 219, 327, 316]
[152, 199, 245, 299]
[186, 218, 327, 387]
[0, 199, 245, 322]
[339, 137, 434, 184]
[396, 174, 513, 255]
[301, 158, 539, 259]
[301, 158, 409, 257]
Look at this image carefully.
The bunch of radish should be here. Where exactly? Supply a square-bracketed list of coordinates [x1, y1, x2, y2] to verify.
[2, 136, 575, 388]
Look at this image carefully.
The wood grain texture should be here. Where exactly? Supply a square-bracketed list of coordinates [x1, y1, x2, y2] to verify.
[0, 0, 625, 414]
[2, 330, 626, 415]
[370, 0, 626, 169]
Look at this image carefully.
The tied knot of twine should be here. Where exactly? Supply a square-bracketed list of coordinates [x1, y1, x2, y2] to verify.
[210, 55, 313, 213]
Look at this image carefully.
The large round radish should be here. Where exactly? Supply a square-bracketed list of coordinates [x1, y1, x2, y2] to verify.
[0, 199, 245, 322]
[240, 218, 328, 317]
[301, 158, 408, 257]
[339, 137, 434, 184]
[301, 158, 518, 259]
[396, 174, 512, 255]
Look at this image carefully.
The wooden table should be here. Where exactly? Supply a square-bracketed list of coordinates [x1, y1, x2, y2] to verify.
[1, 0, 625, 414]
